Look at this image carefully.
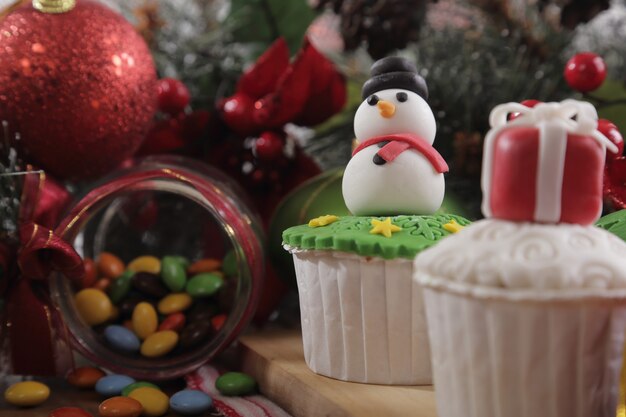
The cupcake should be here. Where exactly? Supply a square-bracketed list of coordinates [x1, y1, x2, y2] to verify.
[283, 57, 469, 385]
[414, 99, 626, 416]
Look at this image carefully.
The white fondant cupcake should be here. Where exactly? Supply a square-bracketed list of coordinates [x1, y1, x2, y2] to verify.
[414, 100, 626, 417]
[283, 57, 465, 385]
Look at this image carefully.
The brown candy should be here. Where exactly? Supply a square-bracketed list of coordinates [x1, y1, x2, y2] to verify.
[118, 296, 145, 318]
[131, 272, 169, 298]
[179, 321, 213, 350]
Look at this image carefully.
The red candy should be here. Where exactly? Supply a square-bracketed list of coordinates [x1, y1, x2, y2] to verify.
[49, 407, 93, 417]
[81, 258, 98, 289]
[211, 314, 227, 331]
[158, 312, 186, 332]
[66, 366, 106, 389]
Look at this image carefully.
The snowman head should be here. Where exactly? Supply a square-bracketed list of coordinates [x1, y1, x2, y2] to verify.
[354, 57, 436, 145]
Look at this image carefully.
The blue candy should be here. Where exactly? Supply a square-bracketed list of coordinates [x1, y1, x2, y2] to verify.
[104, 325, 141, 353]
[95, 374, 136, 397]
[170, 389, 213, 415]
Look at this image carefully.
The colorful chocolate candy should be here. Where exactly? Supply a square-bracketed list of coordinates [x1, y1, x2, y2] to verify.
[170, 389, 213, 415]
[95, 375, 136, 397]
[215, 372, 256, 396]
[73, 254, 233, 361]
[48, 407, 94, 417]
[4, 381, 50, 407]
[128, 387, 169, 417]
[98, 396, 143, 417]
[66, 366, 107, 389]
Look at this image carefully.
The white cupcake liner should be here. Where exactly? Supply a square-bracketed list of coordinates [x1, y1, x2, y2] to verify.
[289, 248, 431, 385]
[419, 276, 626, 417]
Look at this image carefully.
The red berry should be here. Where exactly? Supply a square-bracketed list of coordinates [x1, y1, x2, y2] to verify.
[218, 93, 258, 136]
[254, 131, 284, 162]
[564, 53, 607, 93]
[598, 119, 624, 159]
[509, 99, 542, 121]
[157, 78, 191, 116]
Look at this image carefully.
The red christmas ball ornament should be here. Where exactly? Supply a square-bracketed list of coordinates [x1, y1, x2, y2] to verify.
[0, 0, 157, 180]
[564, 52, 607, 93]
[509, 99, 542, 121]
[254, 131, 285, 162]
[157, 78, 190, 116]
[597, 119, 624, 159]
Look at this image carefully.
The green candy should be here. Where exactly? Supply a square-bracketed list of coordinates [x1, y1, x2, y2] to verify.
[222, 250, 238, 277]
[108, 270, 135, 304]
[169, 255, 190, 268]
[215, 372, 256, 396]
[186, 273, 224, 298]
[161, 256, 187, 292]
[121, 381, 160, 397]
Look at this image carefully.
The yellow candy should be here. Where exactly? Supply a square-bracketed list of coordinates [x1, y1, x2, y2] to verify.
[128, 387, 169, 416]
[157, 293, 192, 315]
[4, 381, 50, 407]
[75, 288, 113, 326]
[127, 256, 161, 274]
[132, 302, 158, 340]
[140, 330, 179, 358]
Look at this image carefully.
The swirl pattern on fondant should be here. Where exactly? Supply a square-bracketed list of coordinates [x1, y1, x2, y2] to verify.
[415, 219, 626, 289]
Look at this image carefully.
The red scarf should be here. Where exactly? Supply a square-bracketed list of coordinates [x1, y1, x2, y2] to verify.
[352, 133, 449, 173]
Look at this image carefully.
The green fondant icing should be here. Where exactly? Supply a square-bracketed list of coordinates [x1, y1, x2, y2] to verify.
[597, 209, 626, 242]
[282, 214, 471, 260]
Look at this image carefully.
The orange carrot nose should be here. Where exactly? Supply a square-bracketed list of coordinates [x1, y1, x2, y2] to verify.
[377, 100, 396, 118]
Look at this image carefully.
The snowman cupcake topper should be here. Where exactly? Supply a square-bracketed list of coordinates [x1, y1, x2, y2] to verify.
[343, 56, 448, 216]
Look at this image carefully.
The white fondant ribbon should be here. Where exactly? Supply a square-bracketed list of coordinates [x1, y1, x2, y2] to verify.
[481, 99, 617, 221]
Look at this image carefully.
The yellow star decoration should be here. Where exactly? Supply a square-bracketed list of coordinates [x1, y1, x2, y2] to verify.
[308, 215, 339, 228]
[370, 217, 402, 238]
[443, 219, 465, 234]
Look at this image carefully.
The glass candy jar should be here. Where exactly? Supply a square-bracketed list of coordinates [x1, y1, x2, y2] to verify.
[51, 156, 264, 380]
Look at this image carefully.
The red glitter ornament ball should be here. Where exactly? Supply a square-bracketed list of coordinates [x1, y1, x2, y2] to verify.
[0, 0, 157, 180]
[564, 52, 607, 93]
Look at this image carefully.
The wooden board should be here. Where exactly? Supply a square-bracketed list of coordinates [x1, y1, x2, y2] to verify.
[240, 329, 438, 417]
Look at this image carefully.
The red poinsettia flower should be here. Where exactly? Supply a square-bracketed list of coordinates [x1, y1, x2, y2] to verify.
[218, 37, 347, 136]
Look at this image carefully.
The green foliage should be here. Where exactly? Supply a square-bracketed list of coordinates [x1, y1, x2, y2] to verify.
[587, 79, 626, 133]
[411, 25, 572, 159]
[224, 0, 316, 56]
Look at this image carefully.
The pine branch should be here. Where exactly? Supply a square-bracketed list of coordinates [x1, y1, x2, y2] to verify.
[259, 0, 280, 41]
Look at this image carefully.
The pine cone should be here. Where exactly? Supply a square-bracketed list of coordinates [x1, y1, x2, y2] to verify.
[316, 0, 431, 59]
[537, 0, 609, 30]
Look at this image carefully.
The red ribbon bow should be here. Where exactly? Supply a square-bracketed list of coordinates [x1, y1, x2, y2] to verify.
[2, 168, 83, 376]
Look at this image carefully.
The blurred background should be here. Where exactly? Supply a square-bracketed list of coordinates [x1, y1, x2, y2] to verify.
[2, 0, 625, 219]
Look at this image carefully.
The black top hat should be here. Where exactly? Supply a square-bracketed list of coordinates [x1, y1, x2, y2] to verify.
[361, 56, 428, 101]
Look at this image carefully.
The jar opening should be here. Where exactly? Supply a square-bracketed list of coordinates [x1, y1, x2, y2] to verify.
[52, 163, 263, 379]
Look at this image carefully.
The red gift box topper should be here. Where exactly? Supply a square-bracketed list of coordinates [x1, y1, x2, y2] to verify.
[481, 100, 619, 225]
